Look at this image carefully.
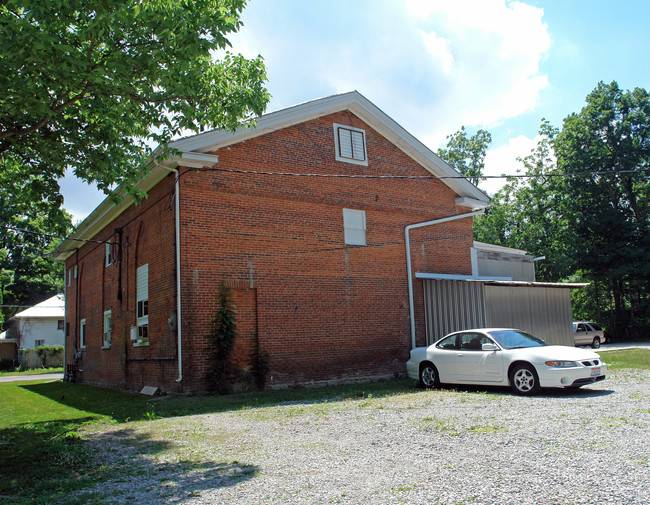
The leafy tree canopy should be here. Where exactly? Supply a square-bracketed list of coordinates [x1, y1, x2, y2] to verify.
[437, 126, 492, 186]
[555, 81, 650, 332]
[0, 0, 269, 204]
[473, 120, 575, 282]
[0, 161, 73, 323]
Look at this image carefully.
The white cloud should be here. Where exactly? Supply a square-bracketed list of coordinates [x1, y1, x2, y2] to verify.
[421, 31, 454, 75]
[230, 0, 551, 157]
[481, 134, 539, 195]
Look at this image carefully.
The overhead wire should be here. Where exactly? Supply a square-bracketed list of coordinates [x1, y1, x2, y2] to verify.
[2, 166, 649, 245]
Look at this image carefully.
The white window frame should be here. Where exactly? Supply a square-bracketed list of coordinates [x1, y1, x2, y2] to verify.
[105, 242, 112, 267]
[80, 318, 87, 349]
[343, 208, 367, 246]
[103, 310, 112, 348]
[136, 264, 149, 346]
[333, 123, 368, 166]
[67, 269, 71, 287]
[73, 265, 78, 279]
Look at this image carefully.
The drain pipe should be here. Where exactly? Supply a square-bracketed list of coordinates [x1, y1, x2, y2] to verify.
[158, 153, 219, 383]
[157, 165, 184, 383]
[405, 209, 485, 349]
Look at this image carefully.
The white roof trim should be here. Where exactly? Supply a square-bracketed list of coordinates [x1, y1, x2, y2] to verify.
[416, 273, 512, 281]
[473, 241, 529, 256]
[415, 272, 588, 288]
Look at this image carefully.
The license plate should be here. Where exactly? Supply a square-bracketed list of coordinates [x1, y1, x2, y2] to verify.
[591, 367, 601, 376]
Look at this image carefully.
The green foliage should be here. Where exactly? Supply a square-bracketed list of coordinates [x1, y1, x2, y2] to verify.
[210, 284, 238, 392]
[0, 162, 73, 322]
[474, 120, 576, 282]
[476, 82, 650, 338]
[0, 0, 269, 207]
[555, 81, 650, 335]
[437, 126, 492, 186]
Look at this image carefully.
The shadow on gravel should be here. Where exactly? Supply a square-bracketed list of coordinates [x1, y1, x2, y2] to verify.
[0, 423, 259, 505]
[431, 383, 615, 399]
[20, 378, 416, 424]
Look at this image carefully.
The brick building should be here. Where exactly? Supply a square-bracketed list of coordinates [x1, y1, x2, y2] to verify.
[53, 92, 490, 393]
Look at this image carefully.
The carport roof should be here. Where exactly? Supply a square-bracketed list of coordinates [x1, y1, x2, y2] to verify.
[415, 272, 588, 289]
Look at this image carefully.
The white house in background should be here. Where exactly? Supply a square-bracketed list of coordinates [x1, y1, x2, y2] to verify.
[5, 294, 65, 349]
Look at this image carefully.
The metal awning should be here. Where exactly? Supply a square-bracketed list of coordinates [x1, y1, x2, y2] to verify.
[415, 272, 588, 289]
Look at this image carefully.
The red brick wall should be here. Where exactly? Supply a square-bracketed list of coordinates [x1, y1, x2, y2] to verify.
[64, 175, 181, 392]
[178, 111, 473, 391]
[64, 110, 474, 393]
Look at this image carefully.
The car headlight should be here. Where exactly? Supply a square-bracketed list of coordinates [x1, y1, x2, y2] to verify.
[545, 360, 578, 368]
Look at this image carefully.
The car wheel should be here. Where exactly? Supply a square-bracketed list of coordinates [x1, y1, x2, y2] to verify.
[419, 363, 440, 388]
[509, 363, 541, 396]
[591, 337, 601, 349]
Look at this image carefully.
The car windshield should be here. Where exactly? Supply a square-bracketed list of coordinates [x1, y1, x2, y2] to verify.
[488, 330, 547, 349]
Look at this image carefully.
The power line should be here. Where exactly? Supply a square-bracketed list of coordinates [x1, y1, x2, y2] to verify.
[3, 166, 649, 246]
[1, 223, 110, 246]
[182, 166, 650, 180]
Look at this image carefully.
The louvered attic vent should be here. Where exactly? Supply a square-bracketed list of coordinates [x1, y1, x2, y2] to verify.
[333, 123, 368, 166]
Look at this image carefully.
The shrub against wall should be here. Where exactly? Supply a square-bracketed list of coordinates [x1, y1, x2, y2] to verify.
[19, 345, 64, 369]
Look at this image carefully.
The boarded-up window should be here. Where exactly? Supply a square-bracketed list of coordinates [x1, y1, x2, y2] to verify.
[343, 208, 367, 246]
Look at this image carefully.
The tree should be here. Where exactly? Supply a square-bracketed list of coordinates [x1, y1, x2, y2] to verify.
[473, 120, 576, 282]
[0, 0, 269, 205]
[0, 161, 73, 323]
[437, 126, 492, 186]
[555, 81, 650, 336]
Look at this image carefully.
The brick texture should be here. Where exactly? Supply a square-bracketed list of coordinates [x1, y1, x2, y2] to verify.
[64, 111, 473, 393]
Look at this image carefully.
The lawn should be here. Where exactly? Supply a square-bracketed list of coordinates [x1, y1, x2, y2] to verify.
[0, 367, 63, 377]
[599, 347, 650, 370]
[1, 348, 648, 505]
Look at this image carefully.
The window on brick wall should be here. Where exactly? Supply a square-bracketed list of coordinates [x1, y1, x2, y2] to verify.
[80, 318, 86, 349]
[343, 208, 367, 246]
[333, 123, 368, 166]
[105, 242, 112, 267]
[103, 310, 112, 348]
[136, 264, 149, 346]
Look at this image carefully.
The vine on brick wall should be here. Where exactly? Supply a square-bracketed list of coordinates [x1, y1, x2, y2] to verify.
[210, 283, 270, 393]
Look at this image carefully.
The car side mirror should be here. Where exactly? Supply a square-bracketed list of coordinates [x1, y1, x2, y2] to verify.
[482, 343, 498, 351]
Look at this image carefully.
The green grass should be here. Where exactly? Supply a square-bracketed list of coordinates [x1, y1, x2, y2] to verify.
[0, 378, 415, 504]
[598, 348, 650, 370]
[0, 367, 63, 377]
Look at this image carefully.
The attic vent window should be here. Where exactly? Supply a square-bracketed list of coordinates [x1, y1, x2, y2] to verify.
[334, 123, 368, 166]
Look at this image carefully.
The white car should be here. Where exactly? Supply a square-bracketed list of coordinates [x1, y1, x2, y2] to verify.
[406, 328, 607, 395]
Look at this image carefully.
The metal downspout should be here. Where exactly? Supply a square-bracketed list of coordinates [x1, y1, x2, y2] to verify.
[158, 166, 183, 383]
[405, 209, 485, 349]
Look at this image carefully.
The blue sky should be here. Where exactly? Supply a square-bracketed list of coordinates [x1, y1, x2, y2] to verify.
[59, 0, 650, 221]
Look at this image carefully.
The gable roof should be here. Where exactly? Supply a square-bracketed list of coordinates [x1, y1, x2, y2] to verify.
[171, 91, 489, 203]
[12, 294, 65, 319]
[54, 91, 490, 261]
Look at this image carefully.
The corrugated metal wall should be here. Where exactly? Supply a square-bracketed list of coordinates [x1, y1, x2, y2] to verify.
[423, 280, 487, 345]
[485, 285, 573, 346]
[422, 280, 574, 346]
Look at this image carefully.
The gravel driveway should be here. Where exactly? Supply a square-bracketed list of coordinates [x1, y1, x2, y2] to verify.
[82, 370, 650, 505]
